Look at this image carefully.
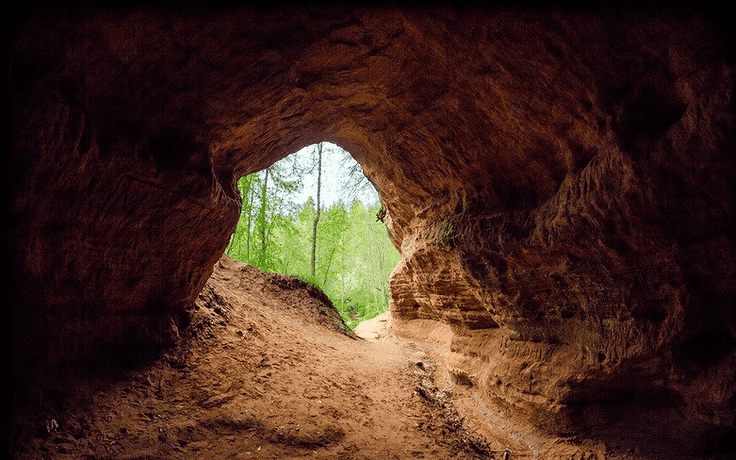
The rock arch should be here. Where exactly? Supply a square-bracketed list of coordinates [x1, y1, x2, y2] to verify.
[9, 5, 735, 452]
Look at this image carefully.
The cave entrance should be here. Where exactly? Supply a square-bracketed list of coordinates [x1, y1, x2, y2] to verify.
[226, 142, 400, 330]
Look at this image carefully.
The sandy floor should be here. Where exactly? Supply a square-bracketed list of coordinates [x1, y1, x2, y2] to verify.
[7, 257, 712, 460]
[8, 258, 494, 459]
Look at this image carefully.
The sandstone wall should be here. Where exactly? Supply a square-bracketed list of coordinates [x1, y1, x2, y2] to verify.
[9, 6, 734, 450]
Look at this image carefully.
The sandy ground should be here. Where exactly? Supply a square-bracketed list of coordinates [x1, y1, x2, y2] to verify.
[7, 258, 495, 459]
[8, 256, 712, 460]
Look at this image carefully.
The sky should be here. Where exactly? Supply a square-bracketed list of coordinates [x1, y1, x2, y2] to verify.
[285, 142, 379, 209]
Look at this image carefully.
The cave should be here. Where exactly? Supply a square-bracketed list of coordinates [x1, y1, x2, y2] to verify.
[7, 5, 736, 459]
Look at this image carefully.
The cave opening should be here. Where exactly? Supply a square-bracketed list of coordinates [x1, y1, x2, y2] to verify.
[225, 141, 400, 330]
[7, 6, 736, 458]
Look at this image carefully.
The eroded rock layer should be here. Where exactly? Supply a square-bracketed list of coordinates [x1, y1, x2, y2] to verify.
[9, 6, 735, 454]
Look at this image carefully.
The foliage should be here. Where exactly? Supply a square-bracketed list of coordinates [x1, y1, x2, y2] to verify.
[226, 143, 400, 329]
[435, 219, 453, 248]
[375, 201, 387, 222]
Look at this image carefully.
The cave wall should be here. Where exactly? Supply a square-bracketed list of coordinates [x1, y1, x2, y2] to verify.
[9, 5, 735, 450]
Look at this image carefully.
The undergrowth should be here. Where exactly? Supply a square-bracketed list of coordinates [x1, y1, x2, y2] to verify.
[283, 273, 388, 331]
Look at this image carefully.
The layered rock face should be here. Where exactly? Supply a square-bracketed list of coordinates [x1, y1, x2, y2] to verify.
[9, 6, 735, 452]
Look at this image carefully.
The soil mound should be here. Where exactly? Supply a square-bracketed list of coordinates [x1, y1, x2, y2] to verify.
[7, 256, 492, 459]
[11, 255, 729, 459]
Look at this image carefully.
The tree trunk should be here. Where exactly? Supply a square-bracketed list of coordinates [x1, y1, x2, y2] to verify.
[246, 187, 254, 262]
[310, 143, 323, 277]
[258, 167, 270, 267]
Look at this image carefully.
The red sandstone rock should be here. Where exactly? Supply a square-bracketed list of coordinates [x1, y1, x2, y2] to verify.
[9, 5, 735, 454]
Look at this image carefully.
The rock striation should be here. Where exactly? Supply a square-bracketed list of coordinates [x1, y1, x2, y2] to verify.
[9, 5, 735, 455]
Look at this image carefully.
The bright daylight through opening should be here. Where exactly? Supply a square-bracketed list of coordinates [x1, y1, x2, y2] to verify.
[226, 142, 400, 330]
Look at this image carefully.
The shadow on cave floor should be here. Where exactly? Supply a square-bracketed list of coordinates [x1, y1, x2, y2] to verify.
[6, 256, 493, 460]
[6, 256, 735, 460]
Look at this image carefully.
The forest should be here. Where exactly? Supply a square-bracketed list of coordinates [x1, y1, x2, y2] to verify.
[225, 142, 401, 329]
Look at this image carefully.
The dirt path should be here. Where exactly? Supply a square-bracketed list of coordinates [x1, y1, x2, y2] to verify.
[9, 257, 642, 460]
[8, 258, 495, 459]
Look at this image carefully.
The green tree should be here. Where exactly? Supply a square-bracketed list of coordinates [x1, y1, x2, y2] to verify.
[316, 201, 349, 287]
[227, 172, 260, 263]
[227, 158, 303, 270]
[225, 142, 400, 329]
[310, 142, 323, 277]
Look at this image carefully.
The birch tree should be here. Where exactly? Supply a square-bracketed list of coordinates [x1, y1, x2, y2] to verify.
[310, 142, 323, 277]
